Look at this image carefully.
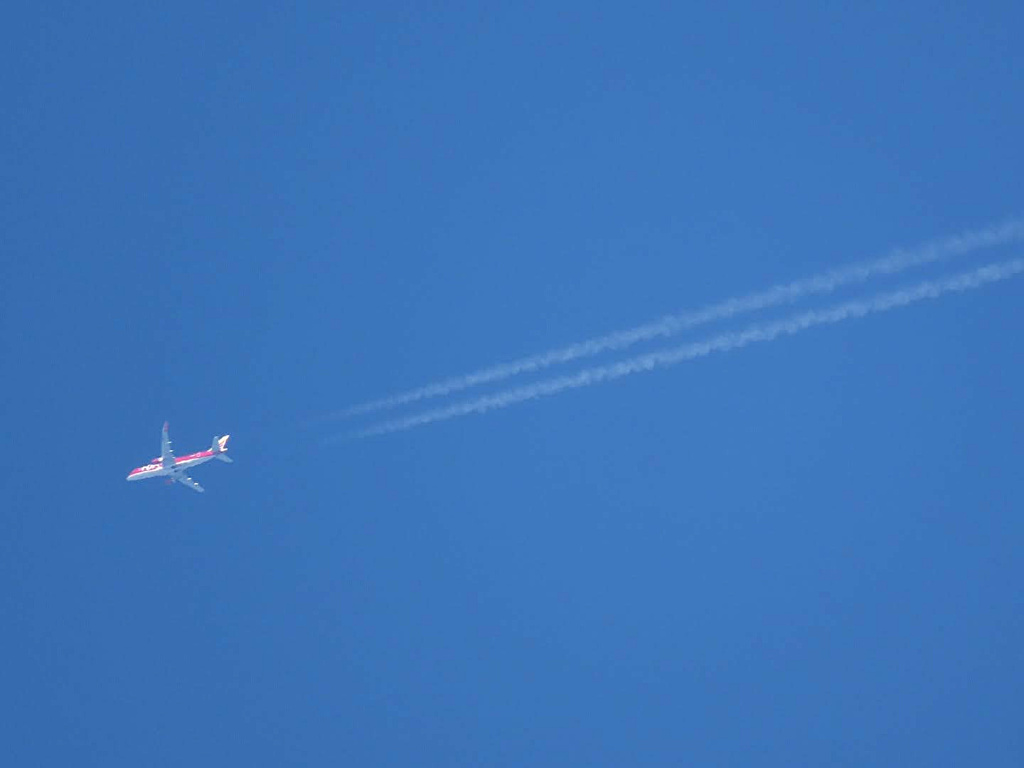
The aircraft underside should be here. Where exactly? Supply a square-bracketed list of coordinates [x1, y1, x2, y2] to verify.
[126, 423, 231, 493]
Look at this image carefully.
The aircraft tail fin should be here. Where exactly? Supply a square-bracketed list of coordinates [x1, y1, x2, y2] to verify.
[213, 434, 233, 463]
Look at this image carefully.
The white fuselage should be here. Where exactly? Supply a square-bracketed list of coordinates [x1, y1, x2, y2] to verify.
[127, 450, 216, 481]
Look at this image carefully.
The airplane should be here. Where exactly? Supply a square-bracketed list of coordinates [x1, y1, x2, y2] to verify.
[127, 422, 232, 493]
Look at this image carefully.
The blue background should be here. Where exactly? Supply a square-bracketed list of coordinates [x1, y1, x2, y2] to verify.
[3, 3, 1023, 765]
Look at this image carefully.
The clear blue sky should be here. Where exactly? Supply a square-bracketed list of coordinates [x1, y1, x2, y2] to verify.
[3, 3, 1023, 765]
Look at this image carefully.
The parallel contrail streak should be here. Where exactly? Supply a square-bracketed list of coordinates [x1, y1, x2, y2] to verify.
[340, 258, 1024, 440]
[333, 219, 1024, 420]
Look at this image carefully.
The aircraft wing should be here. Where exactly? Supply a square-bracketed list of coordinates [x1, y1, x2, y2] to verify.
[175, 474, 205, 493]
[161, 421, 176, 467]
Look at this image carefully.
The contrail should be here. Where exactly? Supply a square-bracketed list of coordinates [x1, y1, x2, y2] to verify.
[332, 218, 1024, 420]
[338, 257, 1024, 440]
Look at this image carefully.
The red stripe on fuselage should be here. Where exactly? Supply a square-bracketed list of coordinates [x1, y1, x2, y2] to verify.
[130, 450, 214, 476]
[174, 450, 214, 463]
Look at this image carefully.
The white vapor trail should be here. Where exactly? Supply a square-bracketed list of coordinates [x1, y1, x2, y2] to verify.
[334, 219, 1024, 420]
[340, 258, 1024, 440]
